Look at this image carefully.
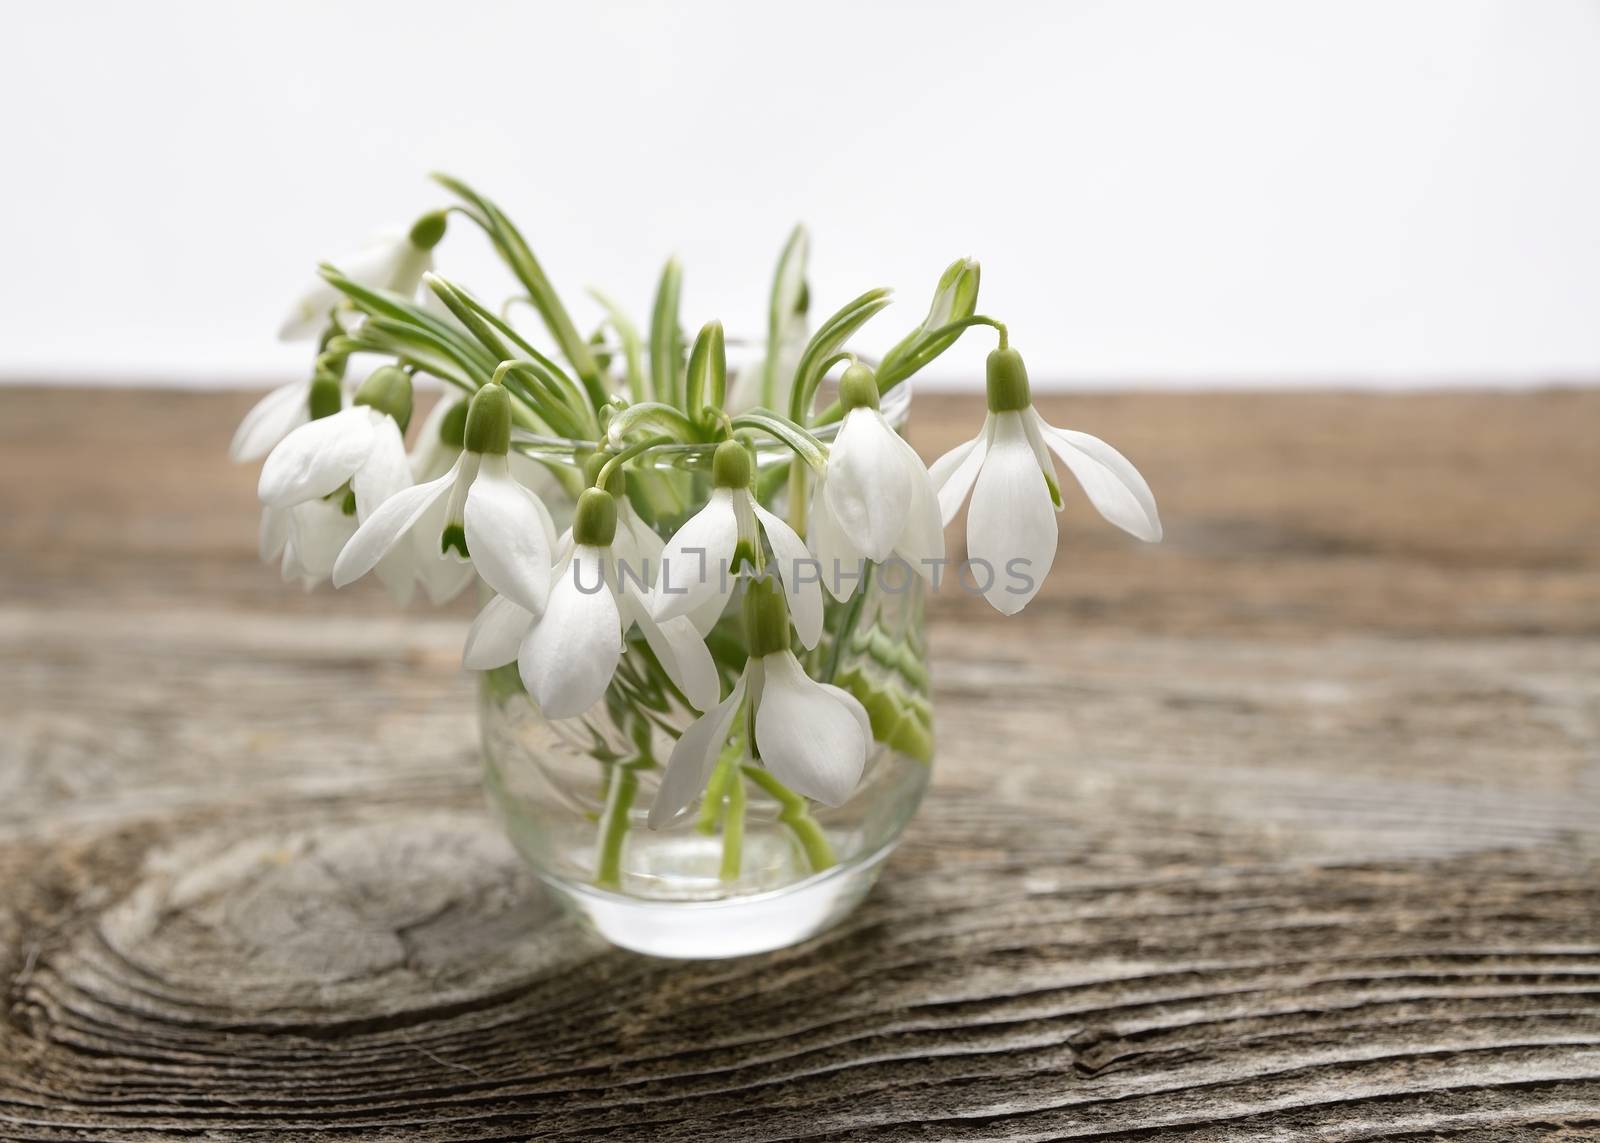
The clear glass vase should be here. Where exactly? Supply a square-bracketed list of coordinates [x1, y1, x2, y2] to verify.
[479, 377, 932, 958]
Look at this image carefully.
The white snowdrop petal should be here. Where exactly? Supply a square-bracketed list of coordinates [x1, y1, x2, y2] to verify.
[890, 433, 946, 572]
[749, 498, 824, 651]
[351, 418, 412, 520]
[230, 380, 310, 462]
[400, 494, 471, 604]
[408, 396, 464, 482]
[930, 418, 991, 525]
[630, 602, 720, 713]
[620, 504, 665, 587]
[330, 466, 455, 587]
[372, 547, 418, 606]
[257, 407, 377, 507]
[648, 671, 748, 829]
[520, 549, 623, 719]
[508, 452, 566, 504]
[1036, 413, 1164, 542]
[464, 455, 555, 615]
[278, 239, 409, 341]
[966, 411, 1057, 615]
[825, 409, 913, 561]
[463, 593, 535, 669]
[818, 683, 873, 745]
[654, 488, 739, 622]
[807, 474, 865, 602]
[259, 506, 290, 563]
[287, 499, 358, 583]
[754, 652, 867, 807]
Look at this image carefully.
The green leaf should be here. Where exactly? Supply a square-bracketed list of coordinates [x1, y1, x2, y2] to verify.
[684, 320, 726, 421]
[605, 401, 701, 446]
[787, 287, 894, 423]
[731, 409, 827, 470]
[649, 257, 685, 406]
[761, 224, 809, 408]
[878, 257, 981, 389]
[588, 288, 646, 403]
[431, 173, 602, 397]
[320, 264, 496, 375]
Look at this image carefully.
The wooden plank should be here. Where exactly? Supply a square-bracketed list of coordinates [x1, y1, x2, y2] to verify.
[2, 386, 1598, 1140]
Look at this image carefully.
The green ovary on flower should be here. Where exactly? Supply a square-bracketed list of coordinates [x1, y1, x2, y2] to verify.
[464, 383, 511, 455]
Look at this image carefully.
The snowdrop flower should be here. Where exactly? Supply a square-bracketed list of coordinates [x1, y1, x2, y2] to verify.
[261, 498, 357, 591]
[405, 395, 572, 605]
[278, 212, 447, 342]
[649, 578, 870, 828]
[229, 359, 335, 464]
[332, 383, 556, 615]
[401, 397, 478, 605]
[931, 345, 1162, 615]
[463, 486, 718, 720]
[653, 440, 823, 648]
[807, 363, 943, 601]
[255, 368, 419, 601]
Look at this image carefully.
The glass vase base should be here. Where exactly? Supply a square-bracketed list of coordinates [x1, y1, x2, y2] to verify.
[545, 844, 895, 959]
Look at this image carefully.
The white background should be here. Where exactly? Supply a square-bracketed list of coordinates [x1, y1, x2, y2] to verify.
[3, 0, 1598, 389]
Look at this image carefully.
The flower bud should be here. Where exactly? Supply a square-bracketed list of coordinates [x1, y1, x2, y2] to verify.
[408, 210, 449, 252]
[353, 365, 414, 430]
[985, 347, 1032, 413]
[711, 439, 752, 490]
[927, 257, 981, 330]
[837, 362, 880, 412]
[438, 400, 467, 450]
[307, 374, 343, 421]
[464, 383, 512, 455]
[572, 487, 618, 547]
[743, 576, 791, 658]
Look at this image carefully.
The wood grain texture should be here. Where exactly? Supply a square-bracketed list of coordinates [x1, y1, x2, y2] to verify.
[2, 386, 1598, 1141]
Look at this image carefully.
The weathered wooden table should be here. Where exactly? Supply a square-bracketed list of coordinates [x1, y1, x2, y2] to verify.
[3, 387, 1598, 1140]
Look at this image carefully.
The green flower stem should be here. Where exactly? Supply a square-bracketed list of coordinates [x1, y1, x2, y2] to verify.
[595, 434, 675, 489]
[720, 769, 746, 881]
[742, 766, 837, 873]
[696, 751, 736, 835]
[595, 764, 640, 890]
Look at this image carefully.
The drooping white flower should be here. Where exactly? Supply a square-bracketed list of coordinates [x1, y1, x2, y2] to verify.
[931, 346, 1161, 615]
[463, 487, 718, 720]
[255, 368, 419, 602]
[260, 500, 356, 591]
[331, 383, 556, 615]
[278, 213, 447, 342]
[648, 579, 870, 828]
[652, 440, 823, 648]
[808, 363, 943, 600]
[231, 376, 318, 463]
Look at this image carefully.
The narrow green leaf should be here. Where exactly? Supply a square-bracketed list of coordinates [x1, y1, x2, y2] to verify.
[787, 287, 894, 423]
[731, 410, 827, 470]
[648, 257, 684, 406]
[588, 288, 646, 403]
[684, 320, 726, 420]
[761, 224, 809, 408]
[878, 257, 981, 389]
[431, 173, 602, 395]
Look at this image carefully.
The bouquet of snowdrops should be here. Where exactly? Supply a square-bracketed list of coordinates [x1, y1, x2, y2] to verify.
[233, 175, 1161, 887]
